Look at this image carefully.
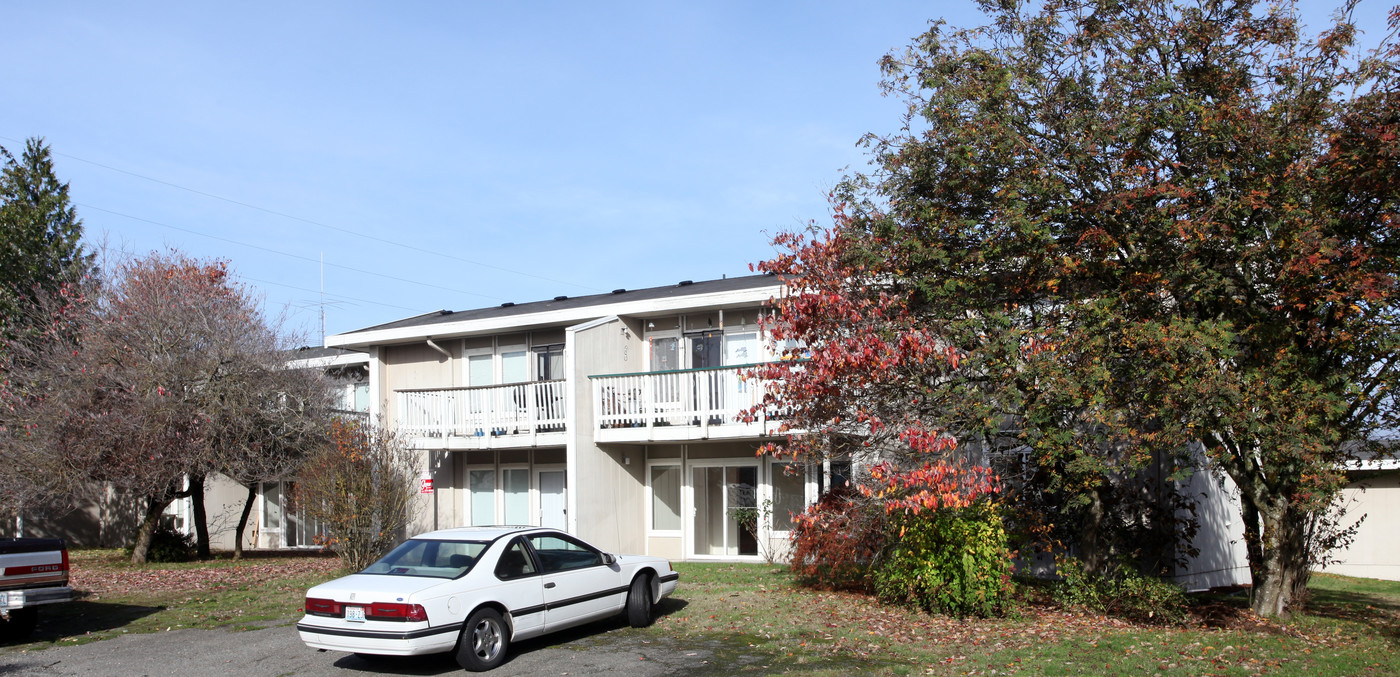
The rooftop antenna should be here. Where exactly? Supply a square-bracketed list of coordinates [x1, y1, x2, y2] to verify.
[319, 252, 325, 340]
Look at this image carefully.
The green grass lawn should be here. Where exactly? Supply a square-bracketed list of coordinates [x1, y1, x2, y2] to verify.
[3, 551, 1397, 676]
[651, 565, 1400, 675]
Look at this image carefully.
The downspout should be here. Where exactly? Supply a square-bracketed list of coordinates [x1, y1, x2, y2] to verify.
[426, 338, 451, 360]
[422, 338, 450, 535]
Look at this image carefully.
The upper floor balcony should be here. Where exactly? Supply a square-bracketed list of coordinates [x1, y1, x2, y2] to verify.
[396, 380, 567, 449]
[590, 363, 789, 443]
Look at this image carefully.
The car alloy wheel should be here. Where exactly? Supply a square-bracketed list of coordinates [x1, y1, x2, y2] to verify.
[457, 607, 508, 671]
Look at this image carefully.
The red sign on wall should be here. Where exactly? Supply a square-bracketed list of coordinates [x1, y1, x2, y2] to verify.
[420, 473, 434, 495]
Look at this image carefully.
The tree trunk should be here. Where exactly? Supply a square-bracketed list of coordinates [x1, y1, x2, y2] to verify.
[130, 494, 174, 564]
[1240, 496, 1264, 587]
[1210, 434, 1313, 618]
[232, 483, 257, 560]
[1079, 486, 1107, 574]
[1249, 498, 1310, 618]
[190, 474, 211, 559]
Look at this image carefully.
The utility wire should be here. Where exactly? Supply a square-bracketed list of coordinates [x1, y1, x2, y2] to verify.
[99, 243, 422, 313]
[80, 203, 507, 301]
[1, 135, 604, 293]
[246, 277, 421, 314]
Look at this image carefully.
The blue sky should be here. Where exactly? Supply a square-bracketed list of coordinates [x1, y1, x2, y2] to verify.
[2, 1, 1388, 341]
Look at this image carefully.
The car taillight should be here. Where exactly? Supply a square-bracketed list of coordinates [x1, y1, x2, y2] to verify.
[305, 597, 341, 616]
[366, 602, 428, 622]
[61, 549, 70, 573]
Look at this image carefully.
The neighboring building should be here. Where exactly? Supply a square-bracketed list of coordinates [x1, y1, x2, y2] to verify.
[1174, 450, 1253, 590]
[1318, 453, 1400, 581]
[322, 274, 821, 561]
[170, 347, 373, 551]
[1175, 447, 1400, 588]
[7, 486, 143, 549]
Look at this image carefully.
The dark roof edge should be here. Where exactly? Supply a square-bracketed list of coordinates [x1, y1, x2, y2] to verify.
[331, 272, 781, 338]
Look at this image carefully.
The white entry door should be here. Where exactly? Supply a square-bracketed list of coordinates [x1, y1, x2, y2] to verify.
[538, 470, 567, 530]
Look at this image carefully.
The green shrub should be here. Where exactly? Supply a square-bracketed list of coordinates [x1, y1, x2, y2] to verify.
[1051, 557, 1188, 625]
[871, 501, 1013, 617]
[125, 523, 195, 563]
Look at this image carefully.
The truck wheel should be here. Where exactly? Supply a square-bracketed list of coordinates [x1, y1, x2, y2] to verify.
[626, 574, 654, 628]
[455, 607, 508, 671]
[0, 608, 38, 641]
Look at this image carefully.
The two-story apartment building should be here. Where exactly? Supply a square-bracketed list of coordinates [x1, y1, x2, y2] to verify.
[324, 274, 818, 561]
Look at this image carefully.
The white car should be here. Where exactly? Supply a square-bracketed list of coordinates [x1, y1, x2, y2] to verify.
[297, 526, 679, 671]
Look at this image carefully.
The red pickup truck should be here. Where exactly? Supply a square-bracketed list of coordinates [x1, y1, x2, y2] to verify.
[0, 538, 72, 640]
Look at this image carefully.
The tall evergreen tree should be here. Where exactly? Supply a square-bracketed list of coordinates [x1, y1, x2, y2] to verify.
[0, 137, 94, 332]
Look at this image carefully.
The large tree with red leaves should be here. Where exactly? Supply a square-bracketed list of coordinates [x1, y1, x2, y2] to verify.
[758, 0, 1399, 617]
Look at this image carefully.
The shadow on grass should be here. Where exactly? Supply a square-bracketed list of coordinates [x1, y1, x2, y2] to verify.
[1304, 587, 1400, 642]
[0, 599, 164, 648]
[325, 598, 693, 675]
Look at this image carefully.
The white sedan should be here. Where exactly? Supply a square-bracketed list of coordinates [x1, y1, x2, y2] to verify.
[297, 526, 679, 671]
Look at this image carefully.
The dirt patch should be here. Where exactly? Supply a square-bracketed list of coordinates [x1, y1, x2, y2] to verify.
[1190, 601, 1290, 634]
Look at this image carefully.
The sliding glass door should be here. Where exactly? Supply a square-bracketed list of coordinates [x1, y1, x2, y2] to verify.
[690, 463, 758, 557]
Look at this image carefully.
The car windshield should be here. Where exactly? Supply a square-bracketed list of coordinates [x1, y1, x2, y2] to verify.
[361, 539, 488, 579]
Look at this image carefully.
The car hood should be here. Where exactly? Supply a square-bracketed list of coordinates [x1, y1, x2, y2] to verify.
[307, 573, 454, 602]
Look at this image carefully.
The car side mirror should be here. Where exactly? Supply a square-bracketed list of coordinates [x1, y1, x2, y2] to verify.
[602, 553, 617, 566]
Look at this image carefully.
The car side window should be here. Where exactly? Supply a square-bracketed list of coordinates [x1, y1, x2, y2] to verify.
[528, 534, 604, 573]
[493, 538, 538, 580]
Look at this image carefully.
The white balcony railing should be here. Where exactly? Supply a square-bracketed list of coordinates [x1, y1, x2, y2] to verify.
[332, 409, 370, 424]
[591, 364, 788, 439]
[396, 380, 567, 440]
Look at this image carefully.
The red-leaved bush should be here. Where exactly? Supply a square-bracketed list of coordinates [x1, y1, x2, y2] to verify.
[789, 491, 886, 592]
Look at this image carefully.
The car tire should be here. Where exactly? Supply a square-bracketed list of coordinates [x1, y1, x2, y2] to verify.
[626, 574, 654, 628]
[456, 607, 508, 672]
[0, 608, 38, 641]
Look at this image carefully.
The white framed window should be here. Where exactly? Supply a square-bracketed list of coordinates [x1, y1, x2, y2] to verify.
[501, 466, 530, 525]
[768, 461, 810, 534]
[499, 341, 528, 384]
[647, 333, 681, 372]
[466, 349, 494, 387]
[647, 462, 683, 534]
[260, 481, 283, 530]
[468, 468, 496, 526]
[724, 331, 759, 366]
[533, 344, 564, 381]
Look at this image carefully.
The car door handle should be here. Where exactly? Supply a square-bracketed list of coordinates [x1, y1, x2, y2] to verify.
[544, 582, 556, 589]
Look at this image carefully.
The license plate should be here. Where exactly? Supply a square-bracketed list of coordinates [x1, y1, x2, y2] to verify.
[344, 605, 365, 622]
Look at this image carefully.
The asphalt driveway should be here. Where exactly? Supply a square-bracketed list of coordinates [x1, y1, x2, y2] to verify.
[0, 616, 771, 677]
